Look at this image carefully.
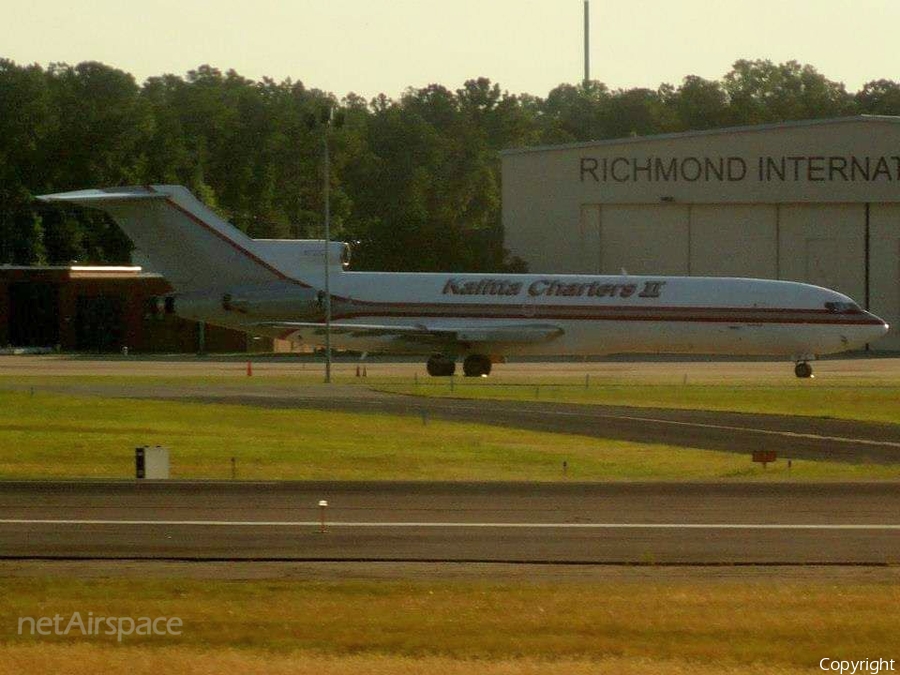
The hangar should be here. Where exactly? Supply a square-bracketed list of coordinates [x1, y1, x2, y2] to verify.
[501, 115, 900, 350]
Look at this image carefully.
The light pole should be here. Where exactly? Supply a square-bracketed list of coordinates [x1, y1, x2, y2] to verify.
[322, 107, 333, 384]
[583, 0, 591, 85]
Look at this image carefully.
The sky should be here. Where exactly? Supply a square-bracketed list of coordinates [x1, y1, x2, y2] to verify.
[2, 0, 899, 98]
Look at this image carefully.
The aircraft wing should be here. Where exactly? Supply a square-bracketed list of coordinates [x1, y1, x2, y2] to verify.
[252, 321, 564, 346]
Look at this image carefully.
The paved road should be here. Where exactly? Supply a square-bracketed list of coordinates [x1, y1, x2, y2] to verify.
[1, 481, 898, 564]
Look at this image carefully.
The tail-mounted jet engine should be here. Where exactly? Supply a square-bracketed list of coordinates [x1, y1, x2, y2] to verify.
[217, 286, 323, 320]
[153, 285, 323, 322]
[148, 286, 324, 322]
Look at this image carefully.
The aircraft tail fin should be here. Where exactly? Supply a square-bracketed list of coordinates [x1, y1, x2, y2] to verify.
[38, 185, 343, 292]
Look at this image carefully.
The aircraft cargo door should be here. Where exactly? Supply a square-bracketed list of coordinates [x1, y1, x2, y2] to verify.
[598, 205, 689, 275]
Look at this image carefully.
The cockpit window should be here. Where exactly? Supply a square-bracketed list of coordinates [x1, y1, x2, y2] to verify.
[824, 301, 861, 313]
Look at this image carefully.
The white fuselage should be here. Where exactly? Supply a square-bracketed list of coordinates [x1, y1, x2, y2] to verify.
[175, 268, 889, 359]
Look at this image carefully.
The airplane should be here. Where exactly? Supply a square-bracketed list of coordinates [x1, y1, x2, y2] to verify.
[39, 185, 889, 378]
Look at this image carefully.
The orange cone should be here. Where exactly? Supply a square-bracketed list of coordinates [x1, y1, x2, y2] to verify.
[246, 361, 253, 377]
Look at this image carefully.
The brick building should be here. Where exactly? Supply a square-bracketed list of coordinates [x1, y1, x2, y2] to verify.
[0, 266, 249, 353]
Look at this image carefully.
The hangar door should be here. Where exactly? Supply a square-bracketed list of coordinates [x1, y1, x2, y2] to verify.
[867, 204, 900, 350]
[689, 205, 778, 278]
[777, 204, 865, 301]
[580, 203, 866, 303]
[75, 295, 124, 353]
[596, 205, 690, 275]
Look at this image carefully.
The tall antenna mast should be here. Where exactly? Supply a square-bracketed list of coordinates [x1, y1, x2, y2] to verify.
[583, 0, 590, 85]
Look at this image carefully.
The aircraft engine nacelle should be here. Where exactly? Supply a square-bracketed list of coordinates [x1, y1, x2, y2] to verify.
[151, 285, 323, 322]
[218, 286, 321, 319]
[253, 239, 351, 273]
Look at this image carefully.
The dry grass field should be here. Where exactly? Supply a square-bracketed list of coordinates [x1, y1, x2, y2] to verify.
[1, 572, 898, 674]
[0, 646, 835, 674]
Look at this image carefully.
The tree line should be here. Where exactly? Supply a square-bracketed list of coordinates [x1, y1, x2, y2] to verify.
[1, 58, 899, 272]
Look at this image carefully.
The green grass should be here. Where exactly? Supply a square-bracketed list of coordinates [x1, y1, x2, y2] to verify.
[1, 576, 897, 668]
[0, 390, 898, 481]
[377, 381, 900, 425]
[5, 366, 900, 424]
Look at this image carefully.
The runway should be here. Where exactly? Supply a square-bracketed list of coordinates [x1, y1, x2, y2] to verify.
[2, 481, 898, 564]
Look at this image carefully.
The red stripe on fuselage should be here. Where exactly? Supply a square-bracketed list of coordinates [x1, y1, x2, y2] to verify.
[335, 296, 842, 314]
[329, 308, 882, 326]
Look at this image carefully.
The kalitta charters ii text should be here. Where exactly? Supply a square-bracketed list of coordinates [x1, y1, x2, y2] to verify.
[442, 278, 666, 299]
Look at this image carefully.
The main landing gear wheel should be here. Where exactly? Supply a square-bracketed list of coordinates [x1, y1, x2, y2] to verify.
[426, 354, 456, 377]
[463, 354, 492, 377]
[794, 362, 813, 379]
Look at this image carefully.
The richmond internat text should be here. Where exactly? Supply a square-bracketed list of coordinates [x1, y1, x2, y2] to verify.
[580, 154, 900, 183]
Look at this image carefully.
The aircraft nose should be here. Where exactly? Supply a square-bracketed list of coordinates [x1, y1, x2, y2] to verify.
[864, 311, 890, 341]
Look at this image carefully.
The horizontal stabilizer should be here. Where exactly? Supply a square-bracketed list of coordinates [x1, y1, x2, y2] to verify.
[38, 188, 168, 204]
